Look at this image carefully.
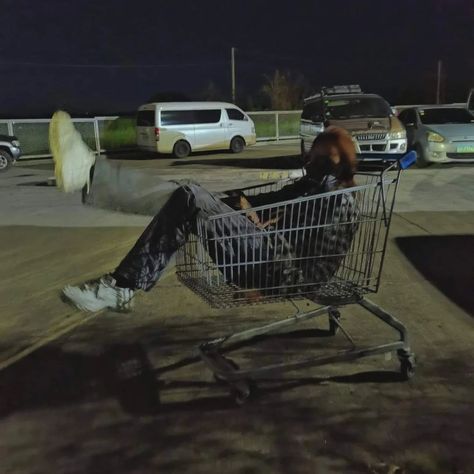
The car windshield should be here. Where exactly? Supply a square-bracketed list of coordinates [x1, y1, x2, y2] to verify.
[419, 108, 474, 124]
[325, 96, 392, 119]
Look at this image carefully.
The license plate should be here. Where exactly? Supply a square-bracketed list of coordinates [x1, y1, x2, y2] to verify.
[456, 145, 474, 153]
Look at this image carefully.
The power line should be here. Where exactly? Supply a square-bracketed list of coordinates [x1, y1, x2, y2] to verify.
[0, 60, 228, 69]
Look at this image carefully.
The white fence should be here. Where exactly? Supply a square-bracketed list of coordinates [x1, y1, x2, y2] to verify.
[0, 110, 302, 160]
[2, 103, 466, 159]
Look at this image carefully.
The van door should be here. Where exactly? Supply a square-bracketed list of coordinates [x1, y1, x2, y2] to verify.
[467, 88, 474, 115]
[136, 109, 157, 151]
[225, 107, 252, 141]
[193, 109, 228, 150]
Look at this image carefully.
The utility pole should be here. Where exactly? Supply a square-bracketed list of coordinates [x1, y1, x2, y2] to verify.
[436, 59, 442, 104]
[231, 47, 236, 103]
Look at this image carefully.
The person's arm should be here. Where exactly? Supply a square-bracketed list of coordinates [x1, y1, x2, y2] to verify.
[245, 181, 307, 207]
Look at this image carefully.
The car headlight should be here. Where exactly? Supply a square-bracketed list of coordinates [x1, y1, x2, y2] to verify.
[12, 140, 20, 147]
[427, 131, 444, 143]
[389, 130, 406, 140]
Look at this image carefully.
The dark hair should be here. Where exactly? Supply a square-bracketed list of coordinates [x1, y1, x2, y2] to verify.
[304, 126, 357, 187]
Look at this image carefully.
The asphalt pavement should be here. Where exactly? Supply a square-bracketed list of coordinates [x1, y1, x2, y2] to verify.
[0, 144, 473, 474]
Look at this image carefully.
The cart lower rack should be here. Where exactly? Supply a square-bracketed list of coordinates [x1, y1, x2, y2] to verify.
[176, 152, 417, 404]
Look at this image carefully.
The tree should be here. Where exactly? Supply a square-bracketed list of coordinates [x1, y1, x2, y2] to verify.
[261, 70, 307, 110]
[199, 81, 225, 101]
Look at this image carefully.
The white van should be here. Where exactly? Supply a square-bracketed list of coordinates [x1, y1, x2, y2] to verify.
[136, 102, 257, 157]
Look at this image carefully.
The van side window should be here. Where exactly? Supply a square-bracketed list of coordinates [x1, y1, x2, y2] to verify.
[226, 108, 246, 121]
[301, 100, 323, 121]
[137, 110, 155, 126]
[194, 109, 222, 124]
[161, 110, 195, 126]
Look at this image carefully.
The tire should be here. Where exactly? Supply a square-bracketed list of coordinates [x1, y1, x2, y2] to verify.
[0, 150, 12, 172]
[415, 144, 431, 168]
[230, 136, 245, 154]
[328, 308, 341, 336]
[400, 358, 416, 380]
[231, 380, 257, 406]
[173, 140, 191, 158]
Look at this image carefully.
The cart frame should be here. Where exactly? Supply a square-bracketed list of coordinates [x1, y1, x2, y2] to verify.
[175, 152, 417, 404]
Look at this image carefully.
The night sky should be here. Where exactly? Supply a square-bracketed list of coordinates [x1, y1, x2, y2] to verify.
[1, 0, 473, 117]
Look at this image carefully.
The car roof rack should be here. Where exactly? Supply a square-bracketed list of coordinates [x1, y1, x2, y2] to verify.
[304, 84, 363, 103]
[322, 84, 362, 95]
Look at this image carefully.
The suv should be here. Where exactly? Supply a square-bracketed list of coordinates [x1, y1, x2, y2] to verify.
[300, 85, 407, 159]
[0, 135, 21, 171]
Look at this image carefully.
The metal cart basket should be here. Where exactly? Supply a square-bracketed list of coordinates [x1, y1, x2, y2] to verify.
[176, 152, 417, 404]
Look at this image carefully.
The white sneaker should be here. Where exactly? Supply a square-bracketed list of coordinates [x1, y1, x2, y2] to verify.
[62, 275, 135, 313]
[49, 110, 96, 193]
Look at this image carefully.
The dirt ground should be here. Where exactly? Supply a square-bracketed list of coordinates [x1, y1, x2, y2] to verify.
[0, 210, 473, 474]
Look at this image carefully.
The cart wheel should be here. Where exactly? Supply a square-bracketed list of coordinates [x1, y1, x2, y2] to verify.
[399, 354, 416, 381]
[231, 380, 257, 406]
[214, 358, 240, 384]
[328, 308, 341, 336]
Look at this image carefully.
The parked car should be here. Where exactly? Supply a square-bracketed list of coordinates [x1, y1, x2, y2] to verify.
[300, 84, 407, 159]
[467, 88, 474, 116]
[0, 135, 21, 171]
[136, 101, 257, 158]
[398, 105, 474, 166]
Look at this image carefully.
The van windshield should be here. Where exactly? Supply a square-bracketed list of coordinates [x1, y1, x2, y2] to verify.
[325, 97, 392, 119]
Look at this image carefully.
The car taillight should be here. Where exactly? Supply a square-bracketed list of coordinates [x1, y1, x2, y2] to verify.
[155, 127, 160, 141]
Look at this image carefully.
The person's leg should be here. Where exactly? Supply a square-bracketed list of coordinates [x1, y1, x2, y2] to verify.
[62, 182, 273, 312]
[112, 185, 199, 291]
[62, 185, 200, 311]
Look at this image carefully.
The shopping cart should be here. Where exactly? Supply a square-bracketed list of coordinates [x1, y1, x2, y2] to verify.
[176, 151, 417, 404]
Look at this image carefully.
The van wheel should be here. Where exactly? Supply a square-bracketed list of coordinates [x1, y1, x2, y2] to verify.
[0, 150, 13, 172]
[173, 140, 191, 158]
[230, 136, 245, 153]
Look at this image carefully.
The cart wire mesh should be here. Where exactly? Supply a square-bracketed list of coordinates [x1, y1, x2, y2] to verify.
[176, 167, 400, 308]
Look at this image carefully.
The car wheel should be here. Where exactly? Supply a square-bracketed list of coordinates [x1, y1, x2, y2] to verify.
[173, 140, 191, 158]
[415, 144, 431, 168]
[0, 150, 12, 172]
[230, 136, 245, 153]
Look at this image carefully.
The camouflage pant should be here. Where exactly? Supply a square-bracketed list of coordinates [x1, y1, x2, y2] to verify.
[113, 183, 270, 291]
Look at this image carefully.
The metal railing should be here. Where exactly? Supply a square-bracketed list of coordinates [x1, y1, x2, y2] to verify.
[0, 110, 302, 160]
[4, 102, 465, 159]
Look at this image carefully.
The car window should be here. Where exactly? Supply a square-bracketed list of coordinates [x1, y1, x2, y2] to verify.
[194, 109, 222, 124]
[226, 108, 246, 121]
[160, 110, 195, 126]
[137, 110, 155, 126]
[324, 96, 392, 119]
[302, 100, 323, 121]
[419, 108, 474, 124]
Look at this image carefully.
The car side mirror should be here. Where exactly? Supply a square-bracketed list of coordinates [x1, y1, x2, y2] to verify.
[311, 115, 323, 123]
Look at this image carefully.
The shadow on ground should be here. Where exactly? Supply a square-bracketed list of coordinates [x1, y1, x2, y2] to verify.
[396, 235, 474, 316]
[1, 327, 473, 472]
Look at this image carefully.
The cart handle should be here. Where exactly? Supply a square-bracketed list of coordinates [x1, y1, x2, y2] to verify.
[398, 151, 417, 170]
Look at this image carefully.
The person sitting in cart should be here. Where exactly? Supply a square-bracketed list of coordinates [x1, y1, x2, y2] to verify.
[52, 113, 359, 313]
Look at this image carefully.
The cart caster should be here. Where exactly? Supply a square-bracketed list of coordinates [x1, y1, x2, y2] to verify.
[230, 380, 257, 406]
[213, 358, 239, 384]
[328, 308, 341, 335]
[398, 350, 416, 380]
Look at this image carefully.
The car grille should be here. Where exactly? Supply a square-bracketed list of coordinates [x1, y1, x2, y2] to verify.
[354, 133, 387, 141]
[447, 153, 474, 159]
[359, 144, 388, 152]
